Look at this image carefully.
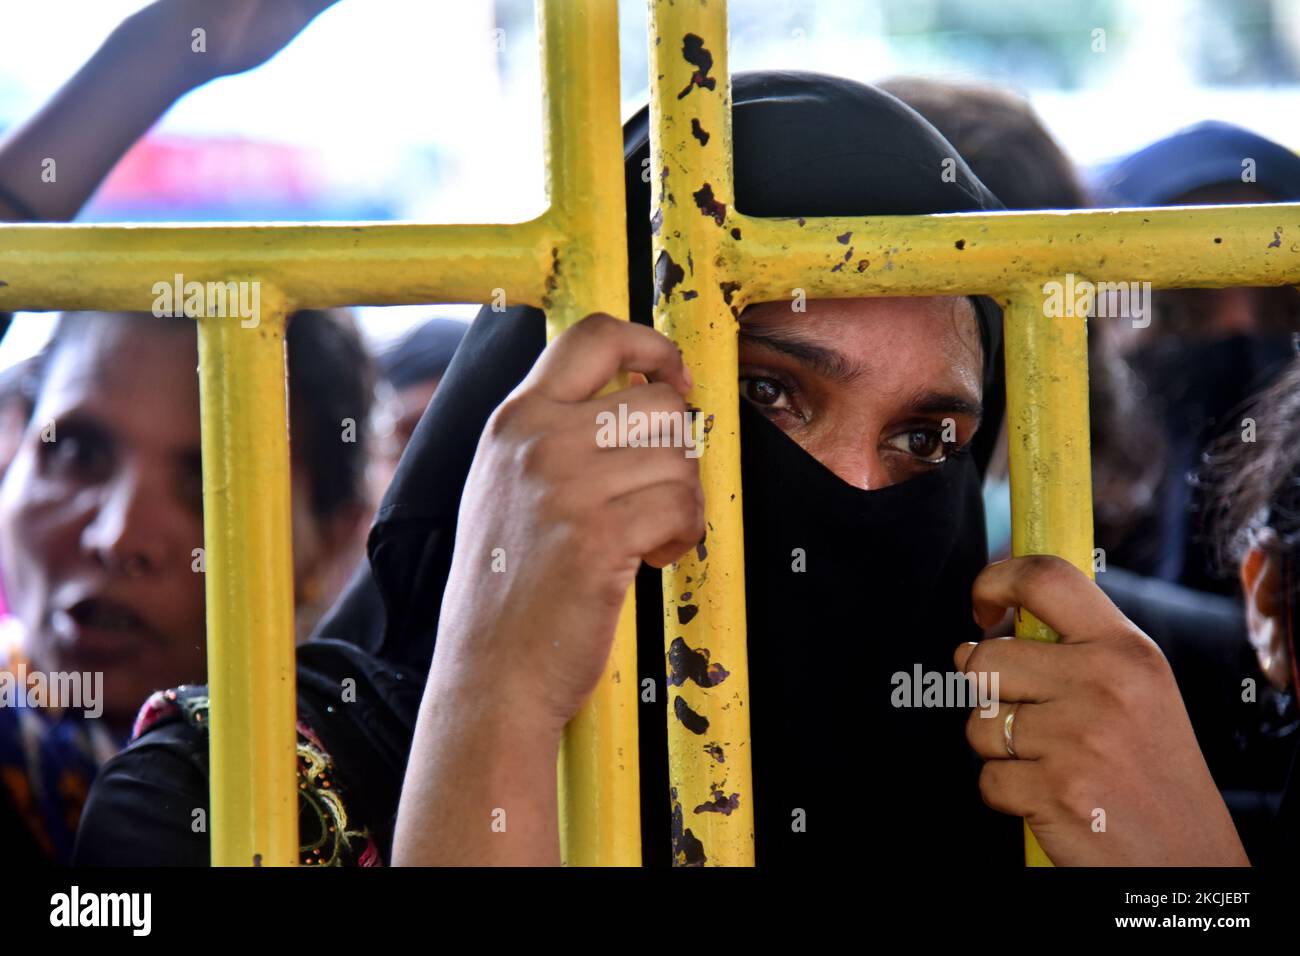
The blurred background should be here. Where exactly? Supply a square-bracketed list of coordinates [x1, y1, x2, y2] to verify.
[0, 0, 1296, 363]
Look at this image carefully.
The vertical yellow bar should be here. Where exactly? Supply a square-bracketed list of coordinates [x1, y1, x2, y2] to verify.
[1002, 283, 1095, 867]
[541, 0, 642, 867]
[648, 0, 755, 866]
[197, 295, 298, 867]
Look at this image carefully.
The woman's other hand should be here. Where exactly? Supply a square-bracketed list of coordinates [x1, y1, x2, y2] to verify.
[955, 555, 1249, 866]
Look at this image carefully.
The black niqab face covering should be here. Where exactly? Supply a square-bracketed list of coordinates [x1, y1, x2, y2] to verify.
[346, 71, 1017, 866]
[1131, 333, 1297, 590]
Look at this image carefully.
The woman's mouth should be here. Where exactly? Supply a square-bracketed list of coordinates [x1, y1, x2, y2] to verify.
[51, 597, 162, 665]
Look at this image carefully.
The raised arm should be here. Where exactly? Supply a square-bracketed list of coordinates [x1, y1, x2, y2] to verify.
[0, 0, 340, 222]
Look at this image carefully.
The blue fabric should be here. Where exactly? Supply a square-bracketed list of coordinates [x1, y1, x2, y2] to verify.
[0, 700, 123, 863]
[1093, 120, 1300, 205]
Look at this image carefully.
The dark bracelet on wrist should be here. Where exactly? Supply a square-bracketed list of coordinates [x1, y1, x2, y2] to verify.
[0, 180, 40, 222]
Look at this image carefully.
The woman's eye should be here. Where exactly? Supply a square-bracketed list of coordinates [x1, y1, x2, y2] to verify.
[886, 428, 950, 463]
[39, 425, 113, 482]
[739, 376, 791, 411]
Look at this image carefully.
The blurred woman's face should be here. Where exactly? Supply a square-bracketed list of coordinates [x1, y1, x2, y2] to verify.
[0, 317, 344, 726]
[738, 296, 984, 490]
[0, 319, 208, 727]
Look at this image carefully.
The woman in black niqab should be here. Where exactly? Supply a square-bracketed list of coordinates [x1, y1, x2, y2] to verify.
[74, 71, 1018, 867]
[369, 71, 1015, 866]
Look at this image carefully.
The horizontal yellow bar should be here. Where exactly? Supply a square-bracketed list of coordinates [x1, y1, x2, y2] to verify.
[0, 217, 559, 312]
[730, 204, 1300, 307]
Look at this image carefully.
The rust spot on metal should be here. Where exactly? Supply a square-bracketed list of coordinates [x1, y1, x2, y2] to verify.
[677, 603, 699, 625]
[719, 280, 741, 304]
[830, 261, 844, 272]
[693, 183, 727, 226]
[1269, 228, 1282, 248]
[651, 208, 663, 236]
[682, 289, 698, 301]
[542, 247, 560, 304]
[676, 34, 717, 100]
[955, 239, 966, 250]
[730, 227, 742, 240]
[797, 217, 806, 227]
[694, 788, 740, 815]
[0, 280, 8, 288]
[843, 247, 854, 262]
[836, 231, 852, 245]
[696, 530, 708, 561]
[1214, 237, 1222, 244]
[705, 743, 725, 763]
[682, 591, 693, 601]
[857, 259, 870, 272]
[673, 694, 710, 735]
[670, 788, 707, 866]
[687, 250, 695, 275]
[654, 250, 686, 306]
[668, 636, 730, 687]
[690, 118, 710, 146]
[703, 413, 714, 434]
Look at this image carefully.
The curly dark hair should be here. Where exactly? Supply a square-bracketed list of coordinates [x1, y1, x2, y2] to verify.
[1204, 353, 1300, 583]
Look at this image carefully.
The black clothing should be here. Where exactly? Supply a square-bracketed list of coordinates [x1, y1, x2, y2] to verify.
[377, 318, 468, 390]
[74, 641, 420, 866]
[1125, 333, 1296, 590]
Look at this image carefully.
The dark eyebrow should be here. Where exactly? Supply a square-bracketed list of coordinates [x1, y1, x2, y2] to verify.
[46, 409, 113, 441]
[738, 327, 862, 384]
[739, 326, 983, 421]
[908, 391, 983, 423]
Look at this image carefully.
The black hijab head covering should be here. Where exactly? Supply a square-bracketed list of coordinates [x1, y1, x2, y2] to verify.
[333, 72, 1016, 865]
[377, 317, 468, 390]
